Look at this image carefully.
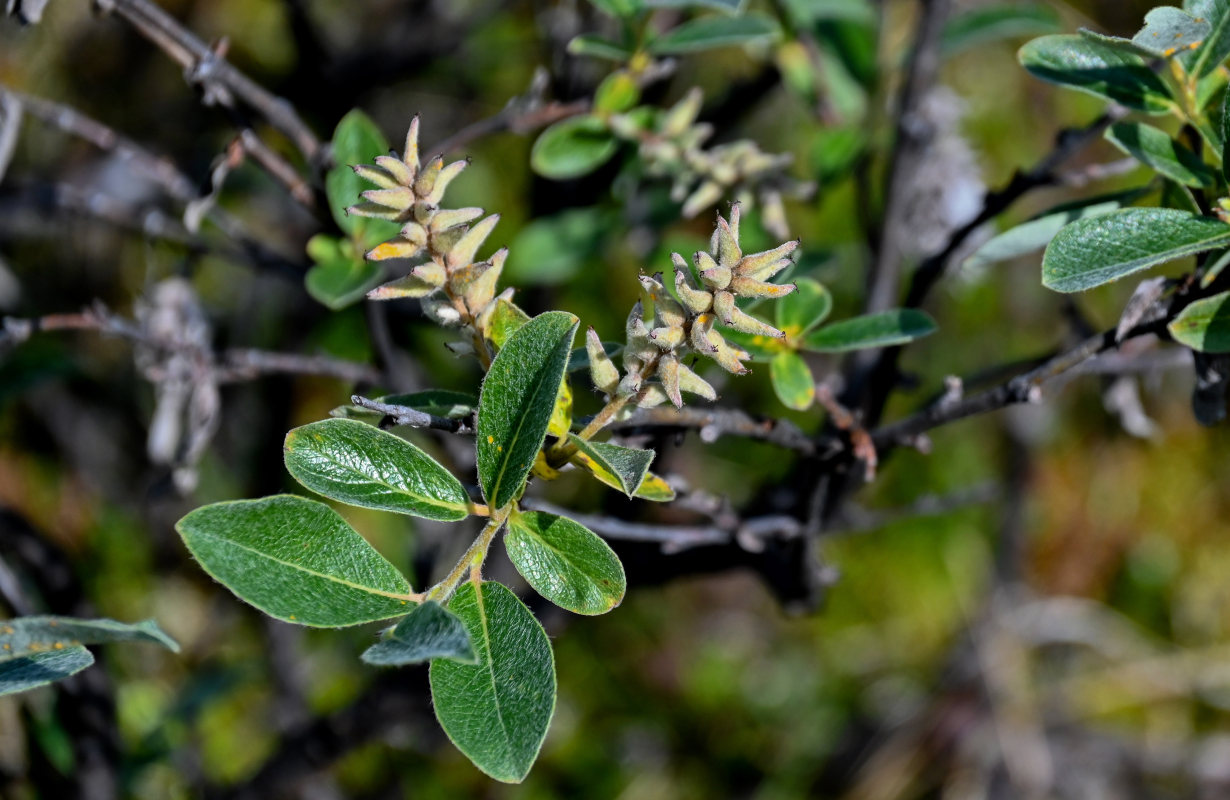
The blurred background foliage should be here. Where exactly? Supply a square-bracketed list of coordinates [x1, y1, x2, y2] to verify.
[5, 0, 1230, 798]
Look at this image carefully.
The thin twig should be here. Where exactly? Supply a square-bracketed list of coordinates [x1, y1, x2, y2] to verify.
[607, 405, 818, 454]
[94, 0, 321, 164]
[349, 395, 471, 434]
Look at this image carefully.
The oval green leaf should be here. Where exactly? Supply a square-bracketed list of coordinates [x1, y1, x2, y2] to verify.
[1131, 7, 1210, 57]
[941, 3, 1062, 56]
[1018, 34, 1175, 114]
[648, 13, 779, 54]
[567, 34, 635, 61]
[1170, 290, 1230, 352]
[326, 110, 401, 246]
[477, 311, 579, 510]
[963, 194, 1132, 269]
[506, 509, 626, 615]
[1105, 122, 1216, 187]
[360, 601, 476, 666]
[566, 434, 654, 498]
[176, 495, 414, 628]
[430, 582, 556, 783]
[531, 116, 619, 180]
[769, 350, 816, 410]
[1042, 208, 1230, 293]
[0, 616, 178, 658]
[0, 647, 94, 696]
[776, 278, 832, 338]
[284, 418, 469, 521]
[305, 234, 384, 310]
[803, 309, 938, 352]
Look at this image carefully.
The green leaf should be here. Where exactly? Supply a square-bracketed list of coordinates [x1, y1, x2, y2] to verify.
[631, 471, 676, 502]
[803, 310, 938, 352]
[488, 297, 532, 348]
[305, 235, 383, 310]
[506, 208, 610, 287]
[0, 647, 93, 696]
[769, 351, 815, 410]
[1018, 34, 1175, 114]
[531, 116, 619, 180]
[566, 434, 654, 498]
[594, 72, 641, 114]
[360, 602, 476, 666]
[1202, 248, 1230, 287]
[1194, 9, 1230, 77]
[1042, 208, 1230, 292]
[776, 278, 832, 338]
[1131, 7, 1210, 57]
[327, 110, 401, 246]
[941, 3, 1062, 56]
[284, 418, 469, 521]
[1105, 122, 1216, 187]
[1223, 86, 1230, 180]
[811, 126, 864, 183]
[0, 617, 179, 660]
[430, 582, 555, 783]
[646, 0, 744, 12]
[648, 13, 779, 55]
[506, 510, 626, 615]
[176, 495, 414, 627]
[586, 0, 645, 17]
[1170, 290, 1230, 351]
[567, 34, 635, 61]
[477, 312, 579, 510]
[963, 195, 1131, 269]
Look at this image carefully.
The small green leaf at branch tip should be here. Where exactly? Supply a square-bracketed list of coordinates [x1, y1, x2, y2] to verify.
[803, 310, 938, 353]
[646, 0, 744, 12]
[305, 235, 383, 310]
[586, 0, 645, 18]
[176, 495, 414, 628]
[506, 509, 627, 615]
[648, 13, 779, 54]
[326, 110, 400, 245]
[1042, 208, 1230, 293]
[567, 34, 635, 61]
[430, 582, 555, 783]
[477, 312, 579, 510]
[775, 278, 832, 337]
[0, 647, 93, 696]
[1193, 6, 1230, 78]
[1017, 34, 1175, 114]
[1105, 122, 1216, 188]
[361, 602, 477, 666]
[284, 418, 469, 521]
[1170, 290, 1230, 352]
[1130, 7, 1210, 58]
[941, 4, 1062, 56]
[531, 116, 619, 180]
[566, 434, 654, 498]
[770, 351, 815, 410]
[0, 616, 179, 661]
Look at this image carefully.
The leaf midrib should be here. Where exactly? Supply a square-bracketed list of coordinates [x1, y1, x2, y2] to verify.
[298, 445, 466, 513]
[489, 359, 557, 508]
[188, 528, 410, 600]
[511, 522, 607, 605]
[475, 585, 517, 774]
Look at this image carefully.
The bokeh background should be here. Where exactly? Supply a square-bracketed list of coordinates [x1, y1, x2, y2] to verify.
[4, 0, 1230, 797]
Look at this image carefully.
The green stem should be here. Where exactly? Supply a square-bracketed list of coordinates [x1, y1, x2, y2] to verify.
[425, 506, 510, 603]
